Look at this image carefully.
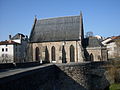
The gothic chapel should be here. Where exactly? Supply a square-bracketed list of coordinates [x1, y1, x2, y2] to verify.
[28, 12, 107, 63]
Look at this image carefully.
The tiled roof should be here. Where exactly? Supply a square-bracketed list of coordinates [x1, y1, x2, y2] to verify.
[0, 40, 19, 45]
[103, 36, 120, 44]
[29, 15, 83, 42]
[111, 36, 120, 40]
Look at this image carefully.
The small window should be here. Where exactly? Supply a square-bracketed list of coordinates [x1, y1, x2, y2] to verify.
[2, 48, 4, 52]
[6, 48, 8, 52]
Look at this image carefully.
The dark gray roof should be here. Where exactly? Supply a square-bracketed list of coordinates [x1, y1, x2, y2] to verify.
[85, 37, 104, 47]
[29, 15, 83, 42]
[11, 33, 25, 40]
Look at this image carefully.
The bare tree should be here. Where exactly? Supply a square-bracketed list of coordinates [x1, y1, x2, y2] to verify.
[0, 54, 13, 63]
[86, 31, 94, 38]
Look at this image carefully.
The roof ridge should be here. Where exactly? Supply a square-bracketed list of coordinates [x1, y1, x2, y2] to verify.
[0, 40, 19, 45]
[38, 15, 80, 21]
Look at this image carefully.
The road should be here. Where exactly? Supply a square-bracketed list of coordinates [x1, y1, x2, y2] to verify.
[0, 64, 52, 79]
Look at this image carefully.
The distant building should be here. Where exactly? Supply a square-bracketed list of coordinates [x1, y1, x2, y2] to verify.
[0, 40, 19, 63]
[102, 36, 120, 59]
[0, 33, 28, 63]
[28, 13, 108, 63]
[85, 37, 108, 61]
[95, 35, 104, 41]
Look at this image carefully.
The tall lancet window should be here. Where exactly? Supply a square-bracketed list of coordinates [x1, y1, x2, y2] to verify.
[35, 47, 40, 61]
[45, 46, 49, 62]
[51, 46, 56, 61]
[70, 45, 75, 62]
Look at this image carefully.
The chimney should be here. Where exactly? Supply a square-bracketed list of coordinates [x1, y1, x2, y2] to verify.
[20, 34, 22, 40]
[9, 35, 12, 40]
[26, 35, 28, 41]
[19, 34, 22, 44]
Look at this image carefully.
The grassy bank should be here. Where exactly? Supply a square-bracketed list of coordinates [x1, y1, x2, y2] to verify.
[109, 83, 120, 90]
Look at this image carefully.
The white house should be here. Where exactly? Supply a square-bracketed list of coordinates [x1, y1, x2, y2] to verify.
[0, 40, 19, 63]
[102, 36, 120, 59]
[0, 33, 28, 63]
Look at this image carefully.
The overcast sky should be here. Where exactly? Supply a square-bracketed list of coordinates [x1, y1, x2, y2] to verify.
[0, 0, 120, 41]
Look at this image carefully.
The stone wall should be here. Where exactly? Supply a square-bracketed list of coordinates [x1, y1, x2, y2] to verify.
[55, 63, 91, 90]
[86, 47, 108, 61]
[56, 62, 110, 90]
[31, 41, 84, 63]
[0, 62, 111, 90]
[90, 62, 110, 90]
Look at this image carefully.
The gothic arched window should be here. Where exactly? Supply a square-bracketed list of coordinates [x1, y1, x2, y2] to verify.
[90, 53, 94, 61]
[45, 46, 49, 62]
[70, 45, 75, 62]
[35, 47, 40, 61]
[62, 45, 66, 63]
[51, 46, 56, 61]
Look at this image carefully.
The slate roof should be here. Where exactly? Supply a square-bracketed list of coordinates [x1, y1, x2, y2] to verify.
[85, 37, 104, 47]
[29, 15, 83, 42]
[11, 33, 25, 40]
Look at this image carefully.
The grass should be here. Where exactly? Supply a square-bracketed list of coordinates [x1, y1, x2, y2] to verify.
[109, 83, 120, 90]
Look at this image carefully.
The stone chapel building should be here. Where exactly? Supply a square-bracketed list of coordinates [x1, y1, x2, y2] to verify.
[28, 13, 107, 63]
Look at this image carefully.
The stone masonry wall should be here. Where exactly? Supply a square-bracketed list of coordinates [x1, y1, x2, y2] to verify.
[32, 41, 84, 63]
[0, 62, 111, 90]
[55, 63, 91, 90]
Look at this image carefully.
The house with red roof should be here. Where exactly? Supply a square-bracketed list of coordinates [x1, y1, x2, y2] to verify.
[102, 36, 120, 59]
[0, 33, 28, 63]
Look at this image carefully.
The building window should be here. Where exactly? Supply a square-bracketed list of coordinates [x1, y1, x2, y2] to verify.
[51, 46, 56, 61]
[6, 48, 8, 52]
[70, 45, 75, 62]
[90, 53, 94, 61]
[62, 45, 66, 63]
[35, 47, 40, 61]
[45, 46, 49, 62]
[2, 48, 4, 52]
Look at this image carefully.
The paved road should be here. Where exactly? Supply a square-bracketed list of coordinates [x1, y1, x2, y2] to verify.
[0, 64, 52, 79]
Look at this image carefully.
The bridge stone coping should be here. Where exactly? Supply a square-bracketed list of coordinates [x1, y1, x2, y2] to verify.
[0, 64, 53, 84]
[0, 61, 106, 79]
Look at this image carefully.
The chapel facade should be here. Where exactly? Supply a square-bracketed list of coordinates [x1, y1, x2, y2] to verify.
[28, 12, 107, 63]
